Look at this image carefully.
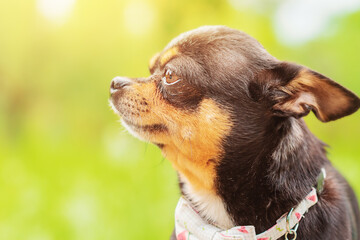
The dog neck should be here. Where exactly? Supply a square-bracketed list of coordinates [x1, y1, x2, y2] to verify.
[173, 117, 328, 231]
[215, 117, 328, 232]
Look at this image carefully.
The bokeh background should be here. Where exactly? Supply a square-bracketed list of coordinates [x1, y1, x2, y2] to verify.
[0, 0, 359, 239]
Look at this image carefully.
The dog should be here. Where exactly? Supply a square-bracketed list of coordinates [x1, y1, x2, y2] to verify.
[109, 26, 360, 240]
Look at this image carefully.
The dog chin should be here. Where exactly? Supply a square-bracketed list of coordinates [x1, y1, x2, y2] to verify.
[109, 99, 121, 116]
[109, 100, 148, 141]
[120, 119, 151, 142]
[119, 119, 144, 140]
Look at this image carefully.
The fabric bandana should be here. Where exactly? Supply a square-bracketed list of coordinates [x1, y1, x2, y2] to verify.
[175, 188, 318, 240]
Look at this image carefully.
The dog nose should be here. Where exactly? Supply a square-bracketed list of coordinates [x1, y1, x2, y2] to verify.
[110, 77, 132, 93]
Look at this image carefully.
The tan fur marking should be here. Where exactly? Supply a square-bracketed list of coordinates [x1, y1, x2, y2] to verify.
[115, 80, 232, 194]
[160, 99, 232, 193]
[280, 69, 352, 122]
[148, 52, 160, 72]
[160, 46, 179, 67]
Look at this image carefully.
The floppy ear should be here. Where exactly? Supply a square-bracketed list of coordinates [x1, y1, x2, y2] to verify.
[270, 62, 360, 122]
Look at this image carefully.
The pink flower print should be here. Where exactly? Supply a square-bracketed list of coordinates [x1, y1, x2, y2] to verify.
[177, 230, 189, 240]
[257, 238, 270, 240]
[220, 232, 231, 238]
[307, 195, 317, 202]
[237, 226, 249, 234]
[295, 212, 301, 220]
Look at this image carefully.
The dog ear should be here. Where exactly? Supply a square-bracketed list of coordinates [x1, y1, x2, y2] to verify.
[270, 62, 360, 122]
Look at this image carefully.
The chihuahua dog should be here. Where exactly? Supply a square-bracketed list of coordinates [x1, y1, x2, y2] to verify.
[110, 26, 360, 239]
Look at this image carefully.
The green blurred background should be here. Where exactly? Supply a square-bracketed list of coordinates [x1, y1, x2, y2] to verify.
[0, 0, 359, 239]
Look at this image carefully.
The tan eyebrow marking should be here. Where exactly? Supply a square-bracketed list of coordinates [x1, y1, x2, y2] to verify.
[148, 52, 160, 72]
[160, 46, 179, 67]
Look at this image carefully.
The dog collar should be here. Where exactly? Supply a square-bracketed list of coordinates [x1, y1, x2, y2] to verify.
[175, 169, 326, 240]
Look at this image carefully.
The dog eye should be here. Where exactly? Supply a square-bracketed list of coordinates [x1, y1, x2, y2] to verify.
[162, 69, 181, 85]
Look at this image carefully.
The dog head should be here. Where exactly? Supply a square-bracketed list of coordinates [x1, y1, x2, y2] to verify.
[109, 26, 360, 194]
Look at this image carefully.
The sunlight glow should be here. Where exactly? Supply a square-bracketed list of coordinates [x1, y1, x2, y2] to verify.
[124, 1, 156, 36]
[37, 0, 76, 24]
[274, 0, 360, 46]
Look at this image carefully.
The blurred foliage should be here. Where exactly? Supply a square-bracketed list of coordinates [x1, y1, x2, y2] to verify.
[0, 0, 359, 239]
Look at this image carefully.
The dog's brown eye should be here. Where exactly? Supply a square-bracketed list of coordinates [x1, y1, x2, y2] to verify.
[162, 69, 181, 85]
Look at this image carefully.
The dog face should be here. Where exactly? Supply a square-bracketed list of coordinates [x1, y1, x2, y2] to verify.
[110, 26, 360, 194]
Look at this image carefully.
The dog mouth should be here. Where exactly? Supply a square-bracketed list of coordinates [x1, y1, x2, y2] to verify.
[109, 97, 167, 136]
[121, 118, 168, 133]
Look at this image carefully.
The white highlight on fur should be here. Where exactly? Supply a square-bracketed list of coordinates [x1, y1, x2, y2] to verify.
[109, 99, 120, 116]
[120, 119, 151, 143]
[165, 26, 225, 50]
[180, 127, 192, 140]
[180, 174, 235, 229]
[272, 118, 304, 161]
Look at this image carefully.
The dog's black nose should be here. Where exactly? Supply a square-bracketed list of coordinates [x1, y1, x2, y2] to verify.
[110, 77, 132, 93]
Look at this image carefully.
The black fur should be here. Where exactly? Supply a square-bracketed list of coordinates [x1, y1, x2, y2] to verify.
[110, 26, 360, 240]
